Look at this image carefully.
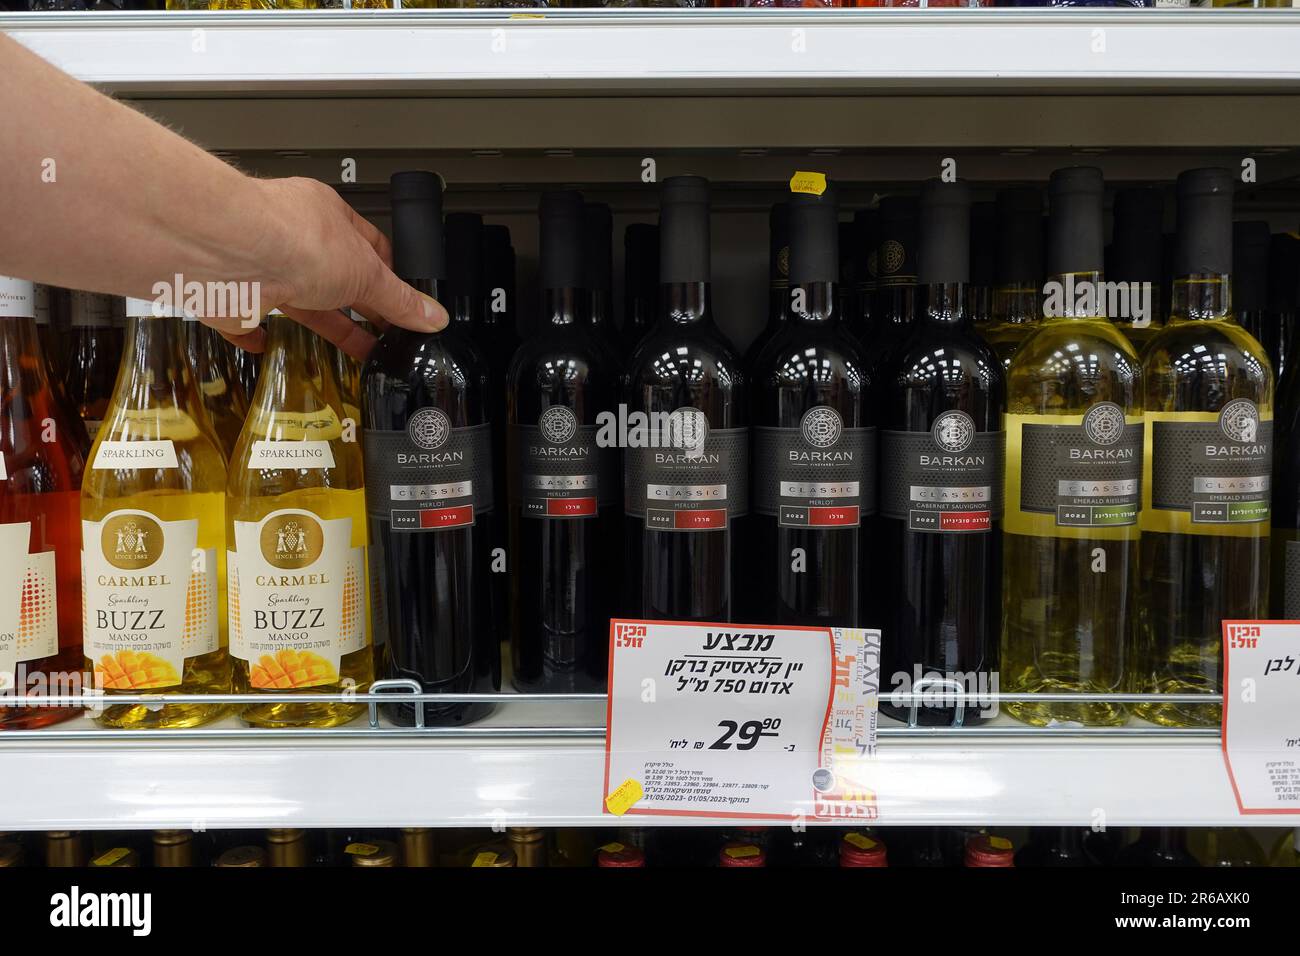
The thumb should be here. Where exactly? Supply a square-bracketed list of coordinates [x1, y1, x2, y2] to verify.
[355, 251, 448, 333]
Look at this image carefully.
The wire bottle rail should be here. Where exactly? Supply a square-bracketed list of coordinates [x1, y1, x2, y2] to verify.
[0, 679, 1224, 742]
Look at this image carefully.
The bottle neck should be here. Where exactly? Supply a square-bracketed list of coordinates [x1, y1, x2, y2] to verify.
[0, 317, 49, 391]
[660, 282, 711, 328]
[790, 282, 835, 325]
[920, 282, 967, 328]
[875, 283, 916, 326]
[1043, 270, 1104, 322]
[118, 316, 197, 411]
[542, 287, 585, 328]
[768, 283, 789, 328]
[992, 284, 1042, 326]
[1171, 274, 1230, 323]
[589, 289, 610, 326]
[450, 293, 480, 327]
[250, 315, 338, 418]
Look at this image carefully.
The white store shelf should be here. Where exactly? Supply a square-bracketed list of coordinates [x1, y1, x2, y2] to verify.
[3, 9, 1300, 96]
[0, 702, 1258, 830]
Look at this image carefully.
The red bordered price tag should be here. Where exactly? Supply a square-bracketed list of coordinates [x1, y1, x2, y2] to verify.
[602, 619, 880, 821]
[1222, 619, 1300, 813]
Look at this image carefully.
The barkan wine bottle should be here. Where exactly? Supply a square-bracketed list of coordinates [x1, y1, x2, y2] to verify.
[1267, 232, 1299, 380]
[877, 180, 1005, 726]
[621, 223, 658, 358]
[750, 182, 872, 626]
[978, 187, 1043, 369]
[968, 200, 995, 327]
[583, 202, 620, 356]
[508, 191, 620, 692]
[623, 176, 747, 621]
[1136, 168, 1272, 728]
[1233, 220, 1271, 349]
[849, 208, 877, 348]
[0, 276, 87, 728]
[864, 196, 919, 374]
[362, 171, 499, 726]
[1001, 167, 1142, 727]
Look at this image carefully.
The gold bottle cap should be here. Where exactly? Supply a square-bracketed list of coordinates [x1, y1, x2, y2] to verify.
[45, 832, 86, 868]
[0, 842, 24, 868]
[400, 827, 436, 868]
[90, 847, 140, 868]
[469, 844, 517, 868]
[266, 829, 309, 868]
[152, 830, 194, 868]
[347, 840, 398, 868]
[507, 827, 546, 868]
[215, 846, 267, 868]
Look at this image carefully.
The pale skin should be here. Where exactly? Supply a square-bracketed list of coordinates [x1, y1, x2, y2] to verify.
[0, 33, 448, 358]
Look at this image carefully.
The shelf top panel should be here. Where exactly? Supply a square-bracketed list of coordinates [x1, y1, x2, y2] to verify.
[5, 9, 1300, 96]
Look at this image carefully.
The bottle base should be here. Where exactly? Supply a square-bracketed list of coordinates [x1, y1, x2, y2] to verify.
[94, 702, 230, 730]
[383, 700, 495, 728]
[877, 702, 992, 727]
[1133, 701, 1221, 728]
[1002, 677, 1128, 727]
[0, 706, 84, 730]
[239, 702, 367, 729]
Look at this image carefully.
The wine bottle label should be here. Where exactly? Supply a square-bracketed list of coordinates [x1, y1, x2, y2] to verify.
[362, 417, 493, 531]
[753, 410, 876, 528]
[247, 440, 337, 470]
[1145, 403, 1272, 531]
[0, 523, 59, 692]
[34, 286, 50, 327]
[1286, 540, 1300, 618]
[228, 511, 366, 688]
[69, 292, 112, 328]
[1004, 403, 1143, 532]
[82, 512, 219, 691]
[513, 413, 618, 519]
[0, 454, 5, 481]
[0, 277, 34, 318]
[623, 411, 749, 531]
[880, 418, 1005, 532]
[92, 439, 179, 470]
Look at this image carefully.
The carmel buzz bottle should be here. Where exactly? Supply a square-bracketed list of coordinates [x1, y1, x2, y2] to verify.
[1136, 169, 1272, 728]
[1001, 167, 1143, 727]
[81, 297, 230, 728]
[227, 311, 372, 728]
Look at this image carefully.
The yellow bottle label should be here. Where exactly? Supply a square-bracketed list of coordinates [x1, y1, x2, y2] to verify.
[725, 845, 761, 859]
[0, 523, 58, 691]
[83, 512, 219, 691]
[1003, 407, 1143, 540]
[471, 851, 499, 867]
[91, 847, 132, 867]
[228, 511, 366, 689]
[1142, 404, 1272, 537]
[604, 778, 644, 817]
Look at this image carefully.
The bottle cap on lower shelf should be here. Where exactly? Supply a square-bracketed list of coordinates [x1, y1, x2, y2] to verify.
[839, 832, 888, 868]
[719, 842, 766, 868]
[965, 833, 1016, 868]
[596, 842, 646, 868]
[215, 846, 267, 868]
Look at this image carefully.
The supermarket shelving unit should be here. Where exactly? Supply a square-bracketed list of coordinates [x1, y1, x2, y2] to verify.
[2, 7, 1298, 831]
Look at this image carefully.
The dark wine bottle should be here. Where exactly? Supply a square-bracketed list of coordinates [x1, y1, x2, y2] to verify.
[1109, 187, 1166, 355]
[978, 186, 1043, 369]
[877, 180, 1005, 726]
[1268, 232, 1300, 380]
[968, 200, 996, 326]
[1015, 827, 1092, 867]
[621, 223, 659, 358]
[361, 172, 500, 726]
[1233, 221, 1271, 349]
[1116, 828, 1197, 867]
[623, 176, 747, 622]
[508, 191, 620, 693]
[864, 196, 919, 375]
[743, 202, 790, 369]
[849, 208, 877, 347]
[750, 183, 872, 626]
[583, 202, 620, 355]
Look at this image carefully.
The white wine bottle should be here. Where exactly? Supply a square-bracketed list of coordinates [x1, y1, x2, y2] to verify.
[1136, 168, 1272, 728]
[81, 299, 230, 728]
[227, 312, 372, 728]
[1001, 167, 1143, 727]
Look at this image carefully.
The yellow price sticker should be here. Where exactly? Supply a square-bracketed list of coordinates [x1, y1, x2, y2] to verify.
[91, 847, 132, 867]
[789, 171, 828, 197]
[844, 832, 878, 851]
[599, 842, 626, 854]
[724, 844, 762, 859]
[471, 851, 500, 867]
[345, 843, 379, 857]
[989, 836, 1013, 851]
[605, 778, 644, 816]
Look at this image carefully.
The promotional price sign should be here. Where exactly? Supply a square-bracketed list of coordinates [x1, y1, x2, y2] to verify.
[1222, 620, 1300, 814]
[602, 619, 880, 821]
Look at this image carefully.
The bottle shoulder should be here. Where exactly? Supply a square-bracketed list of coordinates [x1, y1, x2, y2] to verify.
[754, 323, 867, 382]
[627, 322, 745, 387]
[1008, 319, 1143, 387]
[883, 325, 1003, 388]
[1142, 318, 1273, 389]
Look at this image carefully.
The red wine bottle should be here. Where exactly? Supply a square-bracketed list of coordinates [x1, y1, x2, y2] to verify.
[508, 191, 620, 692]
[751, 182, 873, 626]
[849, 208, 877, 348]
[623, 176, 747, 622]
[361, 172, 500, 725]
[621, 223, 658, 358]
[877, 180, 1005, 726]
[583, 202, 620, 357]
[0, 277, 88, 727]
[864, 196, 919, 375]
[743, 202, 790, 369]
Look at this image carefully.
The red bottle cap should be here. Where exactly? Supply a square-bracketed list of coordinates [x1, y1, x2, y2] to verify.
[596, 843, 645, 868]
[839, 832, 888, 867]
[965, 834, 1016, 868]
[719, 842, 767, 868]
